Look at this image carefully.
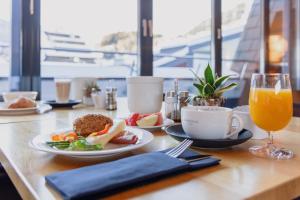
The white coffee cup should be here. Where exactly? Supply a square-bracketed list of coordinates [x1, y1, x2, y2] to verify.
[181, 106, 244, 140]
[127, 76, 163, 114]
[55, 78, 71, 103]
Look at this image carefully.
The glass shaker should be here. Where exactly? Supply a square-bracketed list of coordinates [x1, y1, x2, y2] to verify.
[165, 91, 175, 120]
[178, 91, 189, 111]
[165, 90, 180, 122]
[105, 87, 117, 110]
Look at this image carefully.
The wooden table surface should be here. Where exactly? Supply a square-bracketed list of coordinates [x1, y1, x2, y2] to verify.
[1, 98, 300, 200]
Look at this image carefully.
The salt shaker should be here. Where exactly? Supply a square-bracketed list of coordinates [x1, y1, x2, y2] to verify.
[165, 91, 176, 120]
[165, 79, 182, 122]
[105, 87, 117, 110]
[178, 91, 189, 111]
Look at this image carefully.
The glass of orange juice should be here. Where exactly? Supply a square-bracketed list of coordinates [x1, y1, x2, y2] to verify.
[249, 73, 293, 159]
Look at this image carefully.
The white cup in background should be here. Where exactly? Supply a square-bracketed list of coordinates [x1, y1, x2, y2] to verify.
[181, 106, 244, 140]
[55, 78, 71, 103]
[233, 105, 268, 139]
[127, 76, 164, 114]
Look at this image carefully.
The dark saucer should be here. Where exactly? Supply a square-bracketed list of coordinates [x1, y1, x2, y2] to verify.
[44, 100, 82, 108]
[165, 124, 253, 149]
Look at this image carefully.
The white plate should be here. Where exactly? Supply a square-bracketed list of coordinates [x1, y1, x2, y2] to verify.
[30, 127, 153, 158]
[0, 103, 39, 115]
[127, 118, 175, 131]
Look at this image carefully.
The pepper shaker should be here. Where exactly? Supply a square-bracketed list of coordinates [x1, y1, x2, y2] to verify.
[165, 91, 176, 120]
[105, 87, 117, 110]
[178, 91, 189, 119]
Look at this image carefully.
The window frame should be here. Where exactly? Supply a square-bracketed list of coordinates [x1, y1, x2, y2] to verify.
[13, 0, 278, 96]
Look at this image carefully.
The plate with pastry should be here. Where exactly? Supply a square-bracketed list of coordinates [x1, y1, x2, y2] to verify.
[0, 96, 40, 115]
[30, 114, 154, 158]
[124, 112, 174, 131]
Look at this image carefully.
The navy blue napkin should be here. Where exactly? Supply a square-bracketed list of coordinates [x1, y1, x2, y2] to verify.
[46, 150, 220, 200]
[0, 163, 4, 173]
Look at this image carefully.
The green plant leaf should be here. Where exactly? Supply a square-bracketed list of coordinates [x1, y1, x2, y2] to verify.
[203, 83, 215, 96]
[215, 83, 238, 95]
[204, 63, 214, 85]
[190, 69, 205, 85]
[193, 83, 204, 96]
[214, 75, 230, 88]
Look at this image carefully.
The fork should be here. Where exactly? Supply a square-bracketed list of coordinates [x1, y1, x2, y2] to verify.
[166, 139, 193, 158]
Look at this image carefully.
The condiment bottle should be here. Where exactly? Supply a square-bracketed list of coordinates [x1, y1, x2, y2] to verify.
[179, 91, 189, 110]
[105, 87, 117, 110]
[165, 91, 176, 120]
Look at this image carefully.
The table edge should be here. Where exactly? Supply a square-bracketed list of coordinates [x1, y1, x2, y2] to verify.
[0, 149, 40, 200]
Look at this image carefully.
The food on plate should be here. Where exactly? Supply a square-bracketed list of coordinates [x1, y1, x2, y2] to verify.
[86, 120, 126, 146]
[110, 131, 138, 144]
[73, 114, 113, 137]
[47, 137, 102, 151]
[51, 132, 78, 142]
[8, 97, 37, 109]
[126, 112, 163, 127]
[47, 115, 139, 151]
[136, 115, 158, 127]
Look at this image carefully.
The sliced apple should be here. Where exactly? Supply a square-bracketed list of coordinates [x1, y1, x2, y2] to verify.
[136, 114, 158, 127]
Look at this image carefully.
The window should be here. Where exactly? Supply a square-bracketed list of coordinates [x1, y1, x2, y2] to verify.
[10, 0, 299, 109]
[153, 0, 211, 93]
[220, 0, 261, 105]
[41, 0, 137, 99]
[0, 0, 11, 93]
[221, 0, 261, 78]
[267, 0, 290, 73]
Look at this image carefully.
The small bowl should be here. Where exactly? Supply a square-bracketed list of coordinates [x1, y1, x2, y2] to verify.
[2, 91, 38, 104]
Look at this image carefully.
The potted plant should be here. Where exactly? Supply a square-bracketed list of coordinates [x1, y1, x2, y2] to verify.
[191, 63, 238, 106]
[83, 81, 100, 105]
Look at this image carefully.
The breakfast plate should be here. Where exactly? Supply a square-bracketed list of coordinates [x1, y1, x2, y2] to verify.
[30, 127, 154, 158]
[0, 103, 52, 116]
[165, 124, 253, 149]
[127, 118, 175, 131]
[121, 112, 175, 131]
[0, 103, 39, 115]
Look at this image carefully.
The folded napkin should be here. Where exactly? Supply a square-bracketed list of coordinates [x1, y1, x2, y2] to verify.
[0, 163, 5, 173]
[46, 150, 220, 200]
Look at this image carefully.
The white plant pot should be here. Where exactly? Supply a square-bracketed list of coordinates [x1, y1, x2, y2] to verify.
[91, 92, 106, 109]
[83, 96, 94, 106]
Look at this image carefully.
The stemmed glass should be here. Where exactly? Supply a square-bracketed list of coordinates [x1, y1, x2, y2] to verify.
[249, 73, 293, 159]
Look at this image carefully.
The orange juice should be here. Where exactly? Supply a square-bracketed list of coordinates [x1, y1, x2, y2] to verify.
[249, 88, 293, 131]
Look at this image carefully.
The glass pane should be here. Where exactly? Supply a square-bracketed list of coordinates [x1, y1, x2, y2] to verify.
[269, 0, 299, 115]
[267, 0, 289, 73]
[221, 0, 261, 107]
[41, 0, 137, 99]
[153, 0, 211, 93]
[0, 0, 11, 93]
[221, 0, 260, 77]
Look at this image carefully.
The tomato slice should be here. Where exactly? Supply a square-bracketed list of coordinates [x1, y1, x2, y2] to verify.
[155, 112, 163, 126]
[127, 113, 140, 126]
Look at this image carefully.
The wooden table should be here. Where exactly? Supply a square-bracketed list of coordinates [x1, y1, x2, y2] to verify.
[1, 98, 300, 200]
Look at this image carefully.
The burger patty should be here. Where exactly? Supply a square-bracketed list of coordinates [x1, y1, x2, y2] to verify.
[73, 114, 113, 137]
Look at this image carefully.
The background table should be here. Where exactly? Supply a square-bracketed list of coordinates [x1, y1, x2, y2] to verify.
[0, 98, 300, 200]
